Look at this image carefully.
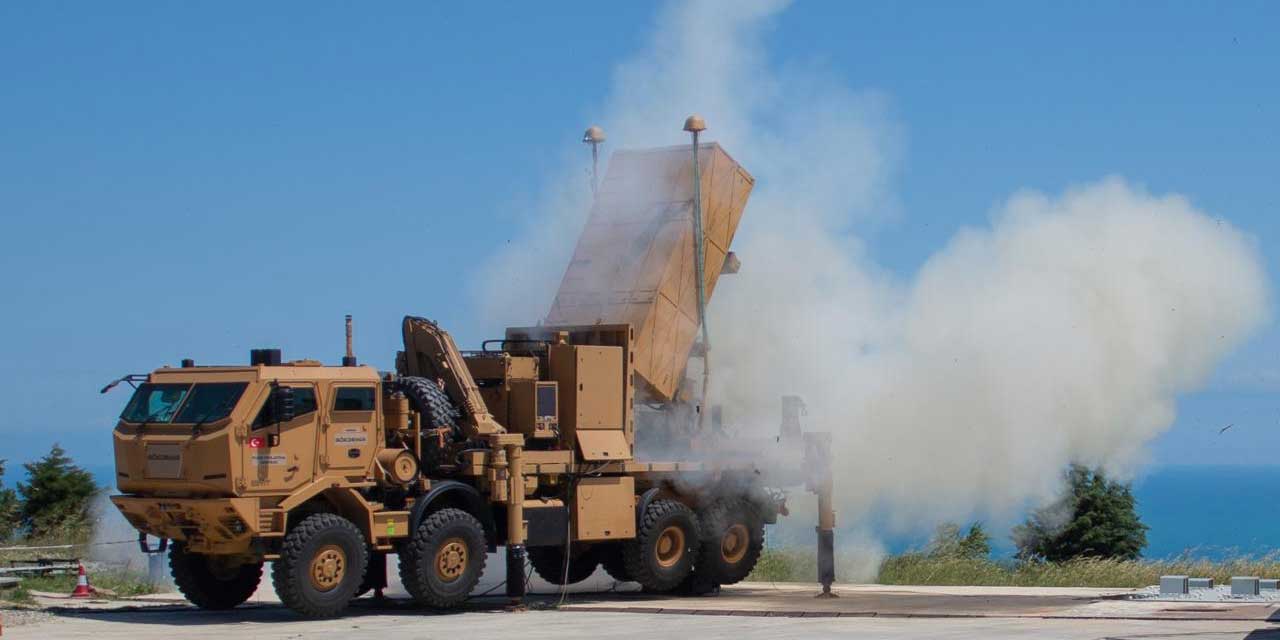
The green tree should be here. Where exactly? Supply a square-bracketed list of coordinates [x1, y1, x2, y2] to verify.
[928, 522, 991, 559]
[0, 460, 19, 541]
[18, 444, 98, 538]
[1013, 464, 1148, 562]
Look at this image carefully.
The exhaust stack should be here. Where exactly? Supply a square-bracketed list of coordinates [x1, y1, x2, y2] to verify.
[342, 314, 357, 367]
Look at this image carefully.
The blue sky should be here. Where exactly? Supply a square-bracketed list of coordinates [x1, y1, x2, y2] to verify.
[1, 1, 1278, 481]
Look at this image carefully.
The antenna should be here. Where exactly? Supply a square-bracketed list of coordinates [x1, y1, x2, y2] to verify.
[684, 114, 710, 433]
[582, 125, 606, 196]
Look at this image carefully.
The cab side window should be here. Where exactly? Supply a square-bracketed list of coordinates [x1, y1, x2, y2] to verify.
[253, 386, 317, 429]
[332, 387, 375, 412]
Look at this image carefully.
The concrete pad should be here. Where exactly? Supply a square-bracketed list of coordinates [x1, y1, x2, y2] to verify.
[807, 582, 1133, 598]
[3, 605, 1278, 640]
[558, 583, 1280, 622]
[11, 580, 1280, 639]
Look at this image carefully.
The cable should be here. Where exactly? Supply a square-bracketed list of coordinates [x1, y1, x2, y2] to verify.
[547, 454, 626, 607]
[0, 540, 138, 552]
[467, 561, 535, 600]
[556, 448, 578, 607]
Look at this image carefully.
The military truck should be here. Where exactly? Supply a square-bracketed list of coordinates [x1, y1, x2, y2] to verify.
[108, 121, 833, 618]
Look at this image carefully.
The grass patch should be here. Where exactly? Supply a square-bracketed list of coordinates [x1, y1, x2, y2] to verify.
[747, 547, 876, 583]
[1, 532, 159, 602]
[749, 547, 1280, 588]
[14, 570, 157, 598]
[1, 583, 35, 606]
[749, 546, 815, 582]
[880, 554, 1280, 588]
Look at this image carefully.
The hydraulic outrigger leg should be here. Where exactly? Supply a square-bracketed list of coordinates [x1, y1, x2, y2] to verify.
[805, 431, 837, 598]
[816, 478, 836, 598]
[502, 439, 527, 606]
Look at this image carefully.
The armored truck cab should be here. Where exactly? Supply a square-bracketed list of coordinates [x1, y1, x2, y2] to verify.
[111, 358, 384, 554]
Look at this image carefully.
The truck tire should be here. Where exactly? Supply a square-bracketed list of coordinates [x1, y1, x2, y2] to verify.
[695, 499, 764, 585]
[271, 513, 369, 618]
[398, 376, 463, 473]
[595, 543, 632, 582]
[397, 376, 460, 432]
[623, 499, 700, 592]
[528, 545, 598, 585]
[398, 508, 487, 608]
[169, 542, 262, 610]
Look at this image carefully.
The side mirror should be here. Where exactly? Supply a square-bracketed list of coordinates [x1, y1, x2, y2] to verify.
[274, 386, 296, 423]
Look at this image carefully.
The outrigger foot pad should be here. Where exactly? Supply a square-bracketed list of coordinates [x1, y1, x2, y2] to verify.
[816, 527, 836, 597]
[506, 544, 527, 602]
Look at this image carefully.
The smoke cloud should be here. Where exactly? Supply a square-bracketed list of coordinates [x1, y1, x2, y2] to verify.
[475, 0, 1270, 542]
[721, 178, 1269, 531]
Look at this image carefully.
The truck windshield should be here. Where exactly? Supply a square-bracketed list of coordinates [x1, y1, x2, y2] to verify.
[175, 383, 248, 424]
[120, 382, 248, 424]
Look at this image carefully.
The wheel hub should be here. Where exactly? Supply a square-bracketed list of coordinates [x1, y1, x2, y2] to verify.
[309, 545, 346, 592]
[655, 525, 685, 568]
[435, 538, 468, 582]
[721, 523, 749, 564]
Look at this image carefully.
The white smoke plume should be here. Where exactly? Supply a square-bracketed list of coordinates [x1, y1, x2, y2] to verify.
[87, 492, 162, 580]
[475, 0, 1270, 540]
[720, 178, 1269, 531]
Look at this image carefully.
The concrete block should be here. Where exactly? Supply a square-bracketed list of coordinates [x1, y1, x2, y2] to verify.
[1261, 579, 1279, 591]
[1231, 576, 1260, 596]
[1160, 575, 1189, 595]
[1188, 577, 1214, 589]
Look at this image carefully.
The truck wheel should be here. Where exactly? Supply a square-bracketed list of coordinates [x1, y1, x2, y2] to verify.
[695, 499, 764, 585]
[271, 513, 369, 618]
[169, 542, 262, 610]
[596, 543, 633, 582]
[398, 508, 487, 608]
[528, 545, 598, 585]
[623, 499, 699, 592]
[397, 376, 460, 431]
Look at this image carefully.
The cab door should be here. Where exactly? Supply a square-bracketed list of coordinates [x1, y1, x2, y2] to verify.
[322, 383, 377, 475]
[242, 384, 318, 493]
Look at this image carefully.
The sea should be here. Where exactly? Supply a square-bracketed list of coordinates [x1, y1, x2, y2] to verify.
[862, 464, 1280, 561]
[1128, 465, 1280, 560]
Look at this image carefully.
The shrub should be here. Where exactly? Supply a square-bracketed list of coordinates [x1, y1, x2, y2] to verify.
[1013, 464, 1147, 562]
[0, 460, 19, 541]
[17, 444, 98, 539]
[927, 522, 991, 559]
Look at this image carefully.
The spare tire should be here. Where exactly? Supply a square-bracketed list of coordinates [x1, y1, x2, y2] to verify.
[396, 376, 461, 432]
[396, 377, 462, 473]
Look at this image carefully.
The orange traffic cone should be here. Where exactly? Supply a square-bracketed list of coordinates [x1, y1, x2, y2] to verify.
[70, 562, 95, 598]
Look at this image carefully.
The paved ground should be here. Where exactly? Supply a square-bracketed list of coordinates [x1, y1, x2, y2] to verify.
[6, 582, 1280, 639]
[5, 606, 1279, 640]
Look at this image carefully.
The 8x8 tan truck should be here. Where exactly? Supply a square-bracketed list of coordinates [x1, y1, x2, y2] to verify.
[107, 120, 834, 618]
